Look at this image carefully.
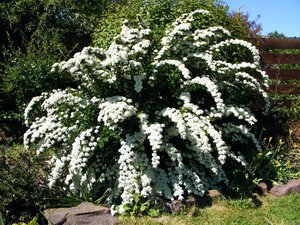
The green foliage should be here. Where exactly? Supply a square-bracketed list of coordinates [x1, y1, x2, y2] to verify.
[92, 0, 142, 49]
[267, 31, 287, 38]
[229, 10, 262, 39]
[227, 133, 300, 196]
[0, 144, 67, 224]
[0, 0, 108, 54]
[12, 216, 39, 225]
[93, 0, 260, 49]
[0, 213, 4, 225]
[257, 137, 300, 182]
[118, 194, 161, 217]
[227, 197, 258, 210]
[1, 42, 71, 113]
[0, 0, 117, 131]
[289, 97, 300, 120]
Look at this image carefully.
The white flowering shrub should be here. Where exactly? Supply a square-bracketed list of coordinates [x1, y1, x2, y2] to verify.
[24, 10, 269, 208]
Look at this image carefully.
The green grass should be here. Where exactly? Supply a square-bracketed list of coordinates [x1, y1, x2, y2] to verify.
[118, 194, 300, 225]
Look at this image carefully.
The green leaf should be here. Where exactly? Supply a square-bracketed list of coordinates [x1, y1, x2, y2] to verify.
[123, 203, 133, 211]
[133, 194, 141, 204]
[28, 216, 39, 225]
[140, 205, 147, 212]
[133, 205, 139, 213]
[94, 189, 109, 205]
[148, 208, 161, 217]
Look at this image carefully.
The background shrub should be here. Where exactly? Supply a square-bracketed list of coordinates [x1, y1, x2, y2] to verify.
[0, 144, 67, 224]
[0, 0, 120, 137]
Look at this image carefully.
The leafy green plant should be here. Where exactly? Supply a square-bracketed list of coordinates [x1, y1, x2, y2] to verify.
[117, 194, 160, 217]
[147, 208, 161, 218]
[257, 136, 300, 182]
[227, 197, 258, 210]
[1, 43, 69, 112]
[227, 133, 300, 196]
[0, 213, 4, 225]
[288, 96, 300, 120]
[12, 216, 39, 225]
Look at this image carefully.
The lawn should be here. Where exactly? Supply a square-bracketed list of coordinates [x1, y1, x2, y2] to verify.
[119, 194, 300, 225]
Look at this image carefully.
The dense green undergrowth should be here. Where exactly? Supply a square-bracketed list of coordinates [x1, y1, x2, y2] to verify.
[0, 144, 69, 224]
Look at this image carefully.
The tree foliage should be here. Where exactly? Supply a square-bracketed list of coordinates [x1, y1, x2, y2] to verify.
[0, 0, 116, 125]
[93, 0, 262, 49]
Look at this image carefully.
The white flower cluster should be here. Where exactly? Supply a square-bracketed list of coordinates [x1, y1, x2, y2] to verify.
[97, 96, 136, 130]
[24, 94, 47, 126]
[209, 39, 260, 65]
[24, 9, 270, 210]
[156, 9, 210, 60]
[51, 19, 151, 92]
[140, 115, 164, 168]
[154, 60, 191, 79]
[66, 127, 100, 184]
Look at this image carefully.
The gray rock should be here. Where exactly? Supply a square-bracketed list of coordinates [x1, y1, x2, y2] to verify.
[44, 202, 118, 225]
[168, 200, 183, 214]
[269, 179, 300, 197]
[185, 195, 196, 207]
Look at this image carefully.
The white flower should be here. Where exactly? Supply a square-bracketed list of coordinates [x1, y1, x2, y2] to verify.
[97, 96, 137, 129]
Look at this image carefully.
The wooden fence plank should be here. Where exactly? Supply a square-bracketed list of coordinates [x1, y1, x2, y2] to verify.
[255, 38, 300, 49]
[255, 38, 300, 101]
[260, 53, 300, 64]
[264, 69, 300, 80]
[269, 84, 300, 94]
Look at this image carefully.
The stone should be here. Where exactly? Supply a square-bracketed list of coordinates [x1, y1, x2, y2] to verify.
[44, 202, 119, 225]
[207, 189, 222, 198]
[44, 208, 67, 225]
[256, 181, 272, 195]
[257, 182, 268, 194]
[168, 200, 183, 214]
[269, 179, 300, 197]
[185, 195, 196, 207]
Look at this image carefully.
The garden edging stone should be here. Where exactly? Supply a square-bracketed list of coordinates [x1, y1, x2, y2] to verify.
[269, 179, 300, 197]
[44, 202, 118, 225]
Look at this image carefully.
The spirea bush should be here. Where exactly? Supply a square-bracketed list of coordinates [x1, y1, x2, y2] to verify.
[24, 10, 270, 209]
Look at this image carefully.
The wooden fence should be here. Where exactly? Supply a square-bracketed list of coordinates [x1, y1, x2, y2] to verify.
[255, 38, 300, 107]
